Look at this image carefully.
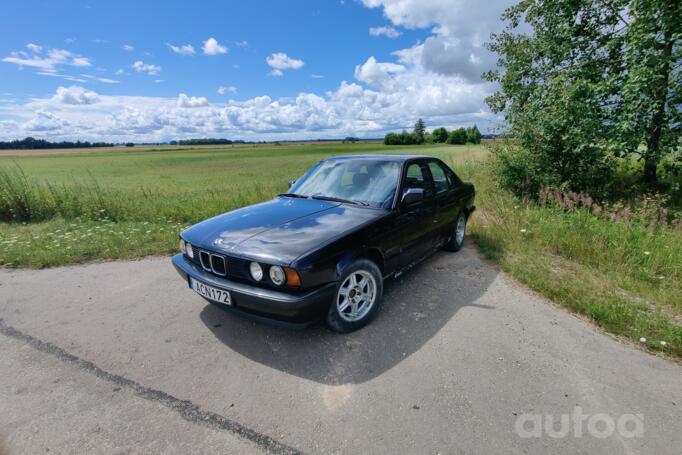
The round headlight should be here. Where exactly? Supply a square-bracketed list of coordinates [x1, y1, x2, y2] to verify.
[249, 262, 263, 281]
[269, 265, 285, 286]
[179, 239, 186, 254]
[185, 242, 194, 259]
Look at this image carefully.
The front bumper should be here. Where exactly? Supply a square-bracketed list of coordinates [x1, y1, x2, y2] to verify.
[172, 254, 335, 328]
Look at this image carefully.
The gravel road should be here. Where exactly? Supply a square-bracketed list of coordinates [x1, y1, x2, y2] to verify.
[0, 243, 680, 454]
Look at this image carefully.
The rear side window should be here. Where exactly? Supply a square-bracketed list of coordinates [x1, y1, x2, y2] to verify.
[428, 161, 449, 194]
[447, 168, 462, 187]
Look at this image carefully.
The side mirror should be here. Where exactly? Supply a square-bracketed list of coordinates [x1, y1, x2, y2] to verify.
[287, 179, 296, 187]
[401, 187, 424, 206]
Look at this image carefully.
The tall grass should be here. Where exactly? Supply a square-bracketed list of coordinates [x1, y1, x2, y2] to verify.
[0, 163, 281, 223]
[454, 158, 682, 358]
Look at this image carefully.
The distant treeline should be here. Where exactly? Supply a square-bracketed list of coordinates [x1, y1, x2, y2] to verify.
[384, 119, 482, 146]
[0, 137, 114, 150]
[169, 138, 253, 146]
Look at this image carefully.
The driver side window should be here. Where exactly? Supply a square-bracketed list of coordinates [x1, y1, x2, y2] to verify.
[404, 163, 433, 198]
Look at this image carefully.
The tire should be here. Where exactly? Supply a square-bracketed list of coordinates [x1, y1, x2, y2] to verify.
[326, 258, 383, 333]
[443, 211, 467, 252]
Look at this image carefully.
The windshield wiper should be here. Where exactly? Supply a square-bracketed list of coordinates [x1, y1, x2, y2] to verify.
[310, 194, 369, 206]
[278, 193, 309, 199]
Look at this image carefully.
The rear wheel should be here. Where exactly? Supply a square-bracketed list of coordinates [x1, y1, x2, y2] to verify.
[444, 211, 467, 252]
[326, 259, 383, 333]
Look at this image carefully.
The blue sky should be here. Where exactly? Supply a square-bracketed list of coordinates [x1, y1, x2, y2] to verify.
[0, 0, 513, 142]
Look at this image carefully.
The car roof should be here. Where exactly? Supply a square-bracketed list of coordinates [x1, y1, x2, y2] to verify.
[324, 154, 432, 162]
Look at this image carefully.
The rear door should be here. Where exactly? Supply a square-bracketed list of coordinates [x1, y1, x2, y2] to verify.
[426, 160, 460, 245]
[395, 160, 437, 267]
[426, 160, 469, 245]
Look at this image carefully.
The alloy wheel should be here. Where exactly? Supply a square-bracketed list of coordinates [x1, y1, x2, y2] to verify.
[336, 270, 377, 322]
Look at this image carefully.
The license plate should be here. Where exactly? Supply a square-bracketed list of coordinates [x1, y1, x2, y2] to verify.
[190, 278, 231, 305]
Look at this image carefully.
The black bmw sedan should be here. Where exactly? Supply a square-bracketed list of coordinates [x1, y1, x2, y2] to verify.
[172, 154, 475, 333]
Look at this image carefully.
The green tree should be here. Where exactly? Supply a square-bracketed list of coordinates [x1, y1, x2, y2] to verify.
[447, 128, 467, 145]
[431, 127, 449, 143]
[399, 129, 415, 145]
[616, 0, 682, 183]
[466, 125, 482, 144]
[413, 118, 426, 144]
[384, 133, 400, 145]
[485, 0, 681, 189]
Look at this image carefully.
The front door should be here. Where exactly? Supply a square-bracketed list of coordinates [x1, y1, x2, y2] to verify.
[396, 161, 437, 268]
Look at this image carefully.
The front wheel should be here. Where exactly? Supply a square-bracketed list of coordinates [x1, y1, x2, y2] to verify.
[326, 259, 383, 333]
[444, 211, 467, 252]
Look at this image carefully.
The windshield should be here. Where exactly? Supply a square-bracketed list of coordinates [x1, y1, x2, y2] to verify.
[288, 159, 401, 208]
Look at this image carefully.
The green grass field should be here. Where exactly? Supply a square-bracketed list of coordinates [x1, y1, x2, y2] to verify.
[0, 141, 679, 357]
[0, 142, 482, 267]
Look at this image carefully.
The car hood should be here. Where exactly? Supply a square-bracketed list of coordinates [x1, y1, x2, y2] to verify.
[182, 197, 386, 265]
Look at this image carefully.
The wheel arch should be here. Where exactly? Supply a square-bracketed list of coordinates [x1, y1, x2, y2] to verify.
[358, 247, 385, 276]
[335, 247, 385, 280]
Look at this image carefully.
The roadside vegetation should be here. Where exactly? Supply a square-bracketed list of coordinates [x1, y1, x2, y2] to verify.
[473, 0, 682, 358]
[458, 156, 682, 359]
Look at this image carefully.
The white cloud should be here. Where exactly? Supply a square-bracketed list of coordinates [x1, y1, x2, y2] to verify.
[266, 52, 304, 76]
[52, 85, 100, 105]
[24, 110, 69, 132]
[361, 0, 514, 82]
[311, 74, 324, 79]
[122, 44, 134, 52]
[3, 55, 54, 71]
[131, 60, 161, 75]
[177, 93, 209, 108]
[218, 86, 237, 95]
[369, 26, 401, 38]
[2, 46, 92, 72]
[80, 74, 120, 84]
[354, 56, 405, 88]
[266, 52, 304, 70]
[0, 73, 496, 142]
[166, 43, 195, 55]
[115, 69, 125, 75]
[71, 57, 91, 67]
[202, 38, 228, 55]
[235, 40, 249, 48]
[36, 71, 87, 83]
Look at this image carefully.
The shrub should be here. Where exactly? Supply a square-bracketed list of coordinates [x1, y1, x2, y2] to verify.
[489, 78, 615, 200]
[447, 128, 467, 145]
[431, 127, 449, 143]
[466, 125, 481, 144]
[399, 130, 415, 145]
[491, 143, 550, 199]
[384, 133, 400, 145]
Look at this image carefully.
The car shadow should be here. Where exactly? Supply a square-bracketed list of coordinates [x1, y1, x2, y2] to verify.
[199, 243, 497, 385]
